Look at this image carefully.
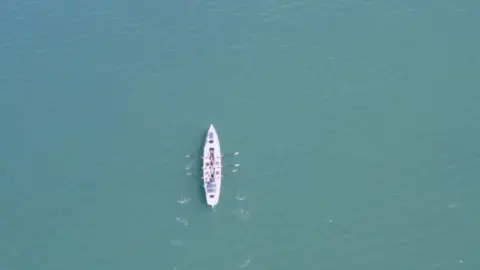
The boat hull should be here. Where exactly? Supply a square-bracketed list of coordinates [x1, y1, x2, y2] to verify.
[202, 124, 222, 207]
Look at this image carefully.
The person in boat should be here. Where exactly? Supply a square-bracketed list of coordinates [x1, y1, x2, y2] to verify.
[208, 173, 215, 183]
[209, 156, 214, 166]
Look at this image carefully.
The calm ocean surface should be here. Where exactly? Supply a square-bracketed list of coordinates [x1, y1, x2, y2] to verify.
[1, 0, 479, 269]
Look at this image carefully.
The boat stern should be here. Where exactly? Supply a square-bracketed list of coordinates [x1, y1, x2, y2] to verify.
[204, 181, 220, 207]
[206, 193, 220, 207]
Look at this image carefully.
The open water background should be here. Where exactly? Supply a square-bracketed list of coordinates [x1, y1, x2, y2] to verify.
[1, 0, 480, 269]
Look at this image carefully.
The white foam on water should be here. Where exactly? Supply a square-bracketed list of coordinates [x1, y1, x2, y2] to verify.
[237, 259, 251, 268]
[234, 208, 250, 219]
[236, 194, 247, 201]
[170, 239, 183, 246]
[175, 217, 188, 226]
[448, 202, 458, 208]
[176, 196, 190, 204]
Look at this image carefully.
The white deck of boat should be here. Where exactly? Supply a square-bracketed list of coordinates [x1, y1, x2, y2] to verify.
[202, 124, 222, 207]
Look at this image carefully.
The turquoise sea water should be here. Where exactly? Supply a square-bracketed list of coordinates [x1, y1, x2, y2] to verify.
[1, 0, 480, 269]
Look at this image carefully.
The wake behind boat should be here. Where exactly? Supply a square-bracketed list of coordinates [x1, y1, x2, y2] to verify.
[202, 124, 222, 207]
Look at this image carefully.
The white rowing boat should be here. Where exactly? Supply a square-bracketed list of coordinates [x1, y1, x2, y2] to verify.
[202, 124, 222, 207]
